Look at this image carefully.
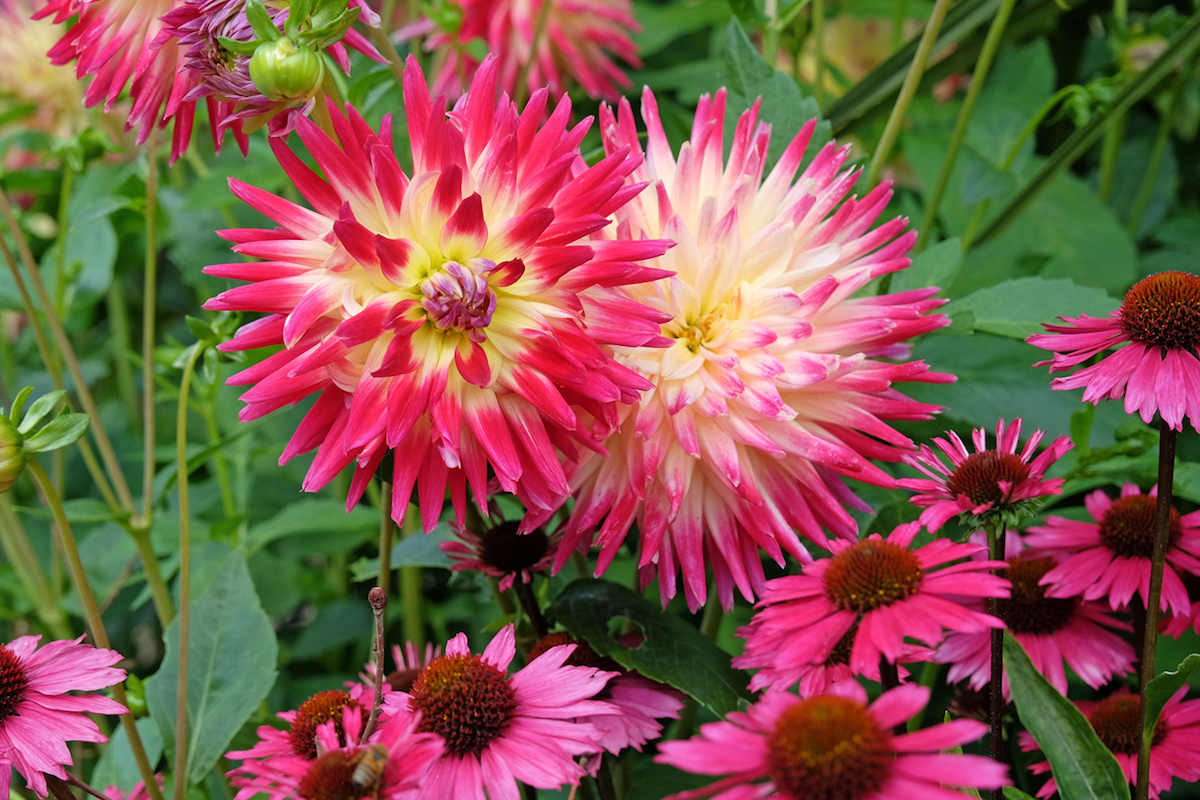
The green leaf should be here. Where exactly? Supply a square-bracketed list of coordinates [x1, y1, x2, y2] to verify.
[144, 551, 278, 786]
[244, 0, 281, 40]
[1143, 653, 1200, 750]
[943, 277, 1118, 339]
[246, 499, 379, 555]
[349, 523, 454, 581]
[547, 579, 752, 716]
[89, 718, 163, 792]
[891, 238, 963, 294]
[154, 424, 259, 504]
[16, 390, 66, 434]
[1003, 631, 1130, 800]
[217, 36, 261, 55]
[632, 0, 730, 57]
[5, 387, 33, 426]
[22, 413, 90, 453]
[1004, 788, 1040, 800]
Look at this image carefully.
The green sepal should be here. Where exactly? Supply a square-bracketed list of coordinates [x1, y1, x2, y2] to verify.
[217, 36, 262, 55]
[17, 390, 67, 435]
[5, 387, 34, 427]
[22, 413, 90, 454]
[244, 0, 282, 41]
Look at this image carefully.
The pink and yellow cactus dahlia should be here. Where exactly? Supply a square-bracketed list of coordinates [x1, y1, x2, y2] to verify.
[205, 55, 670, 531]
[540, 88, 952, 610]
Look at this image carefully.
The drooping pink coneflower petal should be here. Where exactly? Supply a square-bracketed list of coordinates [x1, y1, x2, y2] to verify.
[441, 517, 563, 592]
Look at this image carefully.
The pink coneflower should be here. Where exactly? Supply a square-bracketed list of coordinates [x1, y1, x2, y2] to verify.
[528, 632, 684, 757]
[383, 642, 441, 693]
[899, 417, 1072, 532]
[386, 624, 618, 797]
[656, 682, 1010, 800]
[441, 518, 562, 591]
[0, 635, 128, 799]
[1027, 271, 1200, 432]
[935, 535, 1135, 698]
[416, 0, 640, 102]
[1162, 571, 1200, 637]
[1024, 483, 1200, 616]
[734, 522, 1009, 693]
[1021, 689, 1200, 799]
[539, 87, 952, 610]
[204, 55, 670, 532]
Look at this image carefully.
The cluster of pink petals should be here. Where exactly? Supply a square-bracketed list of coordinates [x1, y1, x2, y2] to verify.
[735, 522, 1008, 693]
[540, 87, 952, 610]
[1025, 483, 1200, 616]
[411, 0, 640, 102]
[589, 671, 684, 757]
[656, 682, 1009, 800]
[0, 636, 128, 799]
[899, 418, 1072, 532]
[205, 55, 670, 532]
[441, 520, 563, 591]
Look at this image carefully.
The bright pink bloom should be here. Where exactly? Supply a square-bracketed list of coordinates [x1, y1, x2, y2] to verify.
[441, 517, 562, 591]
[734, 522, 1009, 693]
[1021, 689, 1200, 799]
[387, 624, 619, 798]
[1025, 483, 1200, 616]
[656, 682, 1010, 800]
[1027, 271, 1200, 432]
[935, 534, 1134, 699]
[102, 776, 164, 800]
[416, 0, 640, 102]
[1163, 572, 1200, 637]
[899, 417, 1072, 532]
[205, 55, 670, 532]
[542, 87, 952, 610]
[0, 636, 128, 799]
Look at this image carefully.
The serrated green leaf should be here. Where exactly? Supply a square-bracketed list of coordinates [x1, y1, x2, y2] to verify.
[547, 579, 752, 716]
[144, 551, 278, 786]
[1143, 653, 1200, 750]
[246, 499, 380, 555]
[943, 277, 1118, 339]
[1004, 631, 1130, 800]
[350, 523, 453, 581]
[17, 390, 66, 434]
[22, 413, 90, 453]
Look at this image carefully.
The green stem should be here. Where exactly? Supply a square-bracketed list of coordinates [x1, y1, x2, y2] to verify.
[201, 363, 236, 521]
[515, 0, 554, 107]
[173, 344, 202, 800]
[674, 597, 725, 740]
[1137, 420, 1177, 800]
[26, 459, 165, 800]
[141, 138, 159, 528]
[1127, 75, 1185, 236]
[916, 0, 1018, 251]
[105, 280, 139, 427]
[891, 0, 909, 49]
[514, 580, 549, 639]
[867, 0, 954, 186]
[812, 0, 826, 107]
[378, 482, 394, 598]
[367, 26, 407, 89]
[762, 0, 779, 63]
[399, 506, 423, 648]
[132, 526, 175, 627]
[0, 494, 69, 637]
[54, 165, 74, 319]
[1096, 113, 1127, 203]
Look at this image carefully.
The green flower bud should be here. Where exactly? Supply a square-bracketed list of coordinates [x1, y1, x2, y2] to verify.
[0, 416, 25, 494]
[249, 38, 325, 102]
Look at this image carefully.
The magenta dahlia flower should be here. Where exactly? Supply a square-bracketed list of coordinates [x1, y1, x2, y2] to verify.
[734, 522, 1009, 693]
[1028, 271, 1200, 432]
[205, 55, 670, 532]
[442, 518, 562, 591]
[899, 417, 1072, 532]
[656, 682, 1010, 800]
[540, 87, 952, 610]
[386, 624, 618, 798]
[0, 635, 128, 799]
[1021, 689, 1200, 799]
[935, 534, 1134, 698]
[1024, 483, 1200, 616]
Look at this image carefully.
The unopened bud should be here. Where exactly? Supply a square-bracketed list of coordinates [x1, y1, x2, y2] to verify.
[249, 38, 325, 102]
[0, 416, 25, 494]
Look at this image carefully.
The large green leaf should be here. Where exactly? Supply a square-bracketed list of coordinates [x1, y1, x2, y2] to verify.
[547, 579, 752, 716]
[145, 551, 278, 785]
[90, 718, 163, 792]
[1143, 653, 1200, 750]
[943, 277, 1118, 339]
[1004, 632, 1129, 800]
[246, 498, 380, 555]
[349, 522, 454, 582]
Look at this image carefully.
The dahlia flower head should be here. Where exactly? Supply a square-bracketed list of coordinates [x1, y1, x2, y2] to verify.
[734, 521, 1009, 694]
[205, 55, 670, 531]
[899, 417, 1072, 532]
[535, 87, 952, 611]
[1028, 271, 1200, 432]
[1021, 688, 1200, 800]
[0, 636, 128, 799]
[415, 0, 640, 102]
[656, 681, 1010, 800]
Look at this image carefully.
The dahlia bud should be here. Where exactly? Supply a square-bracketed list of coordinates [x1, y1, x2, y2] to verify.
[248, 38, 325, 102]
[0, 415, 25, 494]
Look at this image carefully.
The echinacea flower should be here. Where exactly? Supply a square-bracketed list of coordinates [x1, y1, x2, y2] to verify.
[0, 636, 128, 799]
[205, 55, 670, 532]
[387, 624, 619, 798]
[416, 0, 640, 102]
[384, 642, 442, 693]
[1021, 689, 1200, 799]
[441, 517, 562, 591]
[935, 534, 1135, 698]
[1024, 483, 1200, 616]
[899, 417, 1072, 532]
[102, 776, 164, 800]
[1162, 571, 1200, 638]
[734, 522, 1009, 693]
[1028, 271, 1200, 432]
[656, 681, 1009, 800]
[542, 87, 952, 611]
[528, 632, 684, 757]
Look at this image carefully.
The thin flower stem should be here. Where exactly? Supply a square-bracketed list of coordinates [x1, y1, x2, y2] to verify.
[521, 783, 539, 800]
[26, 458, 165, 800]
[379, 482, 394, 598]
[361, 587, 389, 743]
[891, 0, 909, 49]
[106, 281, 139, 427]
[1137, 420, 1178, 800]
[916, 0, 1018, 252]
[812, 0, 825, 107]
[514, 580, 549, 639]
[46, 776, 78, 800]
[515, 0, 554, 107]
[54, 164, 74, 318]
[64, 773, 112, 800]
[367, 26, 407, 88]
[985, 519, 1007, 798]
[880, 658, 900, 691]
[141, 138, 160, 529]
[674, 596, 726, 740]
[0, 494, 69, 637]
[132, 526, 175, 626]
[1127, 74, 1185, 236]
[400, 505, 424, 648]
[866, 0, 954, 187]
[1097, 114, 1127, 203]
[173, 343, 203, 800]
[593, 760, 617, 800]
[762, 0, 779, 64]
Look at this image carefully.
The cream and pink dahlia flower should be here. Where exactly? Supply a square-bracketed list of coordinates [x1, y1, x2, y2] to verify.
[1028, 271, 1200, 432]
[540, 88, 951, 610]
[205, 55, 669, 531]
[0, 635, 128, 799]
[656, 682, 1010, 800]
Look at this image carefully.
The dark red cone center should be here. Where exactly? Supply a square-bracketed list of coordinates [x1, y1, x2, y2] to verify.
[529, 632, 623, 672]
[1119, 271, 1200, 352]
[289, 690, 353, 760]
[1089, 695, 1167, 755]
[944, 451, 1030, 507]
[0, 645, 27, 720]
[823, 540, 924, 613]
[1098, 494, 1181, 560]
[410, 653, 517, 756]
[479, 520, 550, 576]
[1002, 557, 1077, 635]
